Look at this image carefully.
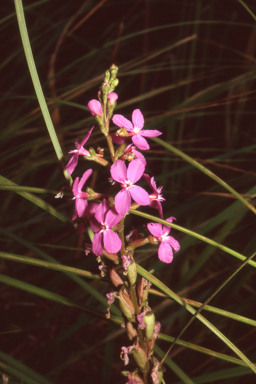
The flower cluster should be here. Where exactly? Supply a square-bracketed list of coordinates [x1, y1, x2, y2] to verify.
[62, 64, 180, 384]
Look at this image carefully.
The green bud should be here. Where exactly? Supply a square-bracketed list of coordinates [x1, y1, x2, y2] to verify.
[127, 259, 137, 286]
[101, 82, 110, 94]
[110, 63, 118, 79]
[104, 70, 110, 83]
[143, 312, 155, 340]
[109, 78, 119, 92]
[89, 147, 96, 157]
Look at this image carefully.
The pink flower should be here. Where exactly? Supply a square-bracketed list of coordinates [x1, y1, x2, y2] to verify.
[110, 159, 150, 215]
[65, 127, 93, 174]
[147, 217, 180, 263]
[108, 92, 118, 106]
[112, 109, 162, 150]
[137, 310, 147, 329]
[120, 346, 134, 366]
[72, 169, 92, 220]
[92, 199, 122, 256]
[88, 99, 103, 117]
[143, 174, 165, 218]
[125, 373, 141, 384]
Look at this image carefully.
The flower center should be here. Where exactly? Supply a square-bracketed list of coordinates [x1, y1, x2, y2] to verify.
[121, 180, 133, 190]
[100, 222, 109, 232]
[133, 126, 141, 135]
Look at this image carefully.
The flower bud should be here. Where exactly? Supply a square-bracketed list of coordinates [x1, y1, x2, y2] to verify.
[108, 92, 118, 106]
[102, 82, 110, 94]
[122, 371, 145, 384]
[104, 70, 110, 83]
[88, 99, 103, 117]
[119, 286, 136, 322]
[110, 78, 119, 92]
[109, 268, 124, 288]
[110, 63, 118, 80]
[132, 344, 148, 371]
[143, 311, 155, 340]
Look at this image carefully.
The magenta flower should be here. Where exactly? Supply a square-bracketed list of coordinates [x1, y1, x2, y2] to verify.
[65, 127, 93, 175]
[88, 99, 103, 117]
[147, 217, 180, 263]
[112, 109, 162, 150]
[143, 174, 165, 218]
[92, 199, 122, 256]
[72, 169, 92, 220]
[110, 159, 150, 215]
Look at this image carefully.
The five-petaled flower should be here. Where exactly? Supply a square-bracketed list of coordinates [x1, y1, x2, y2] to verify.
[65, 127, 93, 175]
[143, 174, 165, 218]
[112, 109, 162, 150]
[110, 159, 150, 215]
[147, 217, 180, 263]
[72, 169, 92, 220]
[92, 199, 122, 256]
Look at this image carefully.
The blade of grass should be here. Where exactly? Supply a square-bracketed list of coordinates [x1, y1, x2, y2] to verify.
[0, 354, 53, 384]
[0, 175, 68, 222]
[152, 137, 256, 215]
[13, 0, 72, 185]
[136, 265, 256, 373]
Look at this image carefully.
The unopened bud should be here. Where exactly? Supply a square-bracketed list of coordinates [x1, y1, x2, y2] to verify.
[104, 70, 110, 83]
[119, 286, 136, 322]
[132, 344, 148, 371]
[102, 82, 110, 94]
[122, 371, 145, 384]
[110, 78, 119, 92]
[110, 64, 118, 79]
[109, 268, 124, 288]
[143, 312, 155, 340]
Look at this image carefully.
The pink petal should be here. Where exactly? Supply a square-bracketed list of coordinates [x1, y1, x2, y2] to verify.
[130, 185, 150, 206]
[113, 114, 133, 131]
[89, 217, 101, 233]
[110, 160, 127, 183]
[65, 154, 78, 175]
[132, 135, 150, 150]
[132, 109, 144, 129]
[103, 230, 122, 253]
[76, 198, 88, 217]
[140, 129, 162, 138]
[72, 177, 79, 196]
[151, 200, 164, 219]
[132, 148, 146, 165]
[164, 236, 180, 253]
[127, 159, 145, 183]
[92, 232, 104, 256]
[78, 169, 93, 191]
[80, 126, 94, 147]
[88, 100, 102, 117]
[162, 217, 176, 236]
[110, 133, 125, 145]
[95, 199, 110, 223]
[158, 242, 173, 263]
[115, 189, 131, 215]
[147, 222, 163, 237]
[106, 208, 122, 228]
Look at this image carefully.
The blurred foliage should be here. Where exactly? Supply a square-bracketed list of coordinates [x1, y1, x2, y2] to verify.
[1, 0, 256, 383]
